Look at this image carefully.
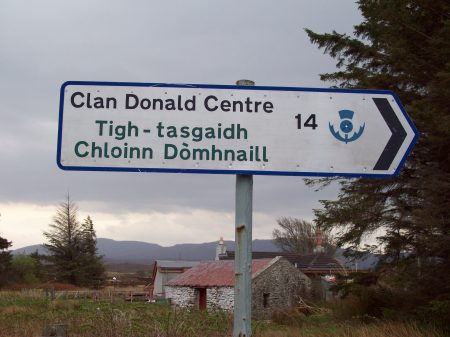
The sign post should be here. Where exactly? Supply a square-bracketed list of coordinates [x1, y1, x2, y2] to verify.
[58, 80, 419, 337]
[234, 80, 254, 337]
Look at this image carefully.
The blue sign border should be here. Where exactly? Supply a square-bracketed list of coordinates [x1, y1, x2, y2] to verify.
[57, 81, 419, 178]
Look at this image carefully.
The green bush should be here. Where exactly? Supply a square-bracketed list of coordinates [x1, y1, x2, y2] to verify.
[416, 300, 450, 333]
[11, 255, 40, 285]
[327, 284, 422, 322]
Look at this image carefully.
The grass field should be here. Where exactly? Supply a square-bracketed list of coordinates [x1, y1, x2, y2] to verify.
[0, 291, 445, 337]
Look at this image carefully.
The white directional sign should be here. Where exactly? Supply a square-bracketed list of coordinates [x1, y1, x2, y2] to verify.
[57, 81, 419, 177]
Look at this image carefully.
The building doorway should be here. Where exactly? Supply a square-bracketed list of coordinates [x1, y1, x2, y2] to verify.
[197, 288, 207, 310]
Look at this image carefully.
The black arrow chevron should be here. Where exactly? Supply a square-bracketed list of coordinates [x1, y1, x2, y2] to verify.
[373, 98, 407, 170]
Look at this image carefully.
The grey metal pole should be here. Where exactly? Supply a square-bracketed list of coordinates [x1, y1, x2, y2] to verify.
[234, 79, 254, 337]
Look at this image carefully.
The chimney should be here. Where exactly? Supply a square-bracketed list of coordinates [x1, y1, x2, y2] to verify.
[313, 227, 325, 253]
[215, 236, 227, 260]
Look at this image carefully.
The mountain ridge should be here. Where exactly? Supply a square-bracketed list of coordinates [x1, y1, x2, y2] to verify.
[12, 238, 378, 270]
[12, 238, 280, 263]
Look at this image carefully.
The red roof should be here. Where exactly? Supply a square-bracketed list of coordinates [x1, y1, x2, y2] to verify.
[166, 259, 273, 287]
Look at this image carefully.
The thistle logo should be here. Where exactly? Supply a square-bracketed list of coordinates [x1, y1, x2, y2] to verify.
[329, 109, 365, 144]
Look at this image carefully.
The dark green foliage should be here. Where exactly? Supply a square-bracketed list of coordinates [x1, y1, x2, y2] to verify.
[29, 250, 48, 283]
[305, 0, 450, 307]
[44, 195, 81, 285]
[44, 196, 105, 287]
[10, 255, 39, 284]
[79, 216, 106, 287]
[330, 272, 379, 300]
[0, 234, 12, 287]
[416, 299, 450, 333]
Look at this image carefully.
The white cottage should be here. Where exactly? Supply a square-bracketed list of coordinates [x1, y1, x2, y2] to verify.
[165, 257, 310, 318]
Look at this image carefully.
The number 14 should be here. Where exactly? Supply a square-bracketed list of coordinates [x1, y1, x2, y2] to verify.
[295, 113, 318, 130]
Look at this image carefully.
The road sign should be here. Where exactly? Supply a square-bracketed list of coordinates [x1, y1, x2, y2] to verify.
[57, 81, 419, 177]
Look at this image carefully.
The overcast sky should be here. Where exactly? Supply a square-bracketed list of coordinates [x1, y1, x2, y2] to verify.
[0, 0, 361, 249]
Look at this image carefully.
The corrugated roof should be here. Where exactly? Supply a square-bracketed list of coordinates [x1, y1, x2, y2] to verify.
[156, 260, 200, 269]
[166, 259, 274, 287]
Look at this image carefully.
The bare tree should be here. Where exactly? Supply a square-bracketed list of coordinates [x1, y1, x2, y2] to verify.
[272, 217, 335, 255]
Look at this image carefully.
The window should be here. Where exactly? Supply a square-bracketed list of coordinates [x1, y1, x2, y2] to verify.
[263, 293, 270, 308]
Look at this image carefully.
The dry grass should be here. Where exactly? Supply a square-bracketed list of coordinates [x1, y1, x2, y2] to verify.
[263, 321, 445, 337]
[0, 304, 28, 314]
[0, 292, 446, 337]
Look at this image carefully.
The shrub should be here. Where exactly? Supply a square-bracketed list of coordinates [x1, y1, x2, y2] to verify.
[327, 296, 369, 321]
[270, 308, 305, 327]
[416, 300, 450, 333]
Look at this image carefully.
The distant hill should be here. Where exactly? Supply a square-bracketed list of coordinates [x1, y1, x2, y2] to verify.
[12, 238, 379, 270]
[13, 244, 46, 256]
[335, 249, 380, 270]
[12, 238, 280, 263]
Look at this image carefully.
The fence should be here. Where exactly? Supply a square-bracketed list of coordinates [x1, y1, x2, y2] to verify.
[0, 288, 151, 302]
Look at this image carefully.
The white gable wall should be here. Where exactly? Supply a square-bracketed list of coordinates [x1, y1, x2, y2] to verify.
[166, 286, 196, 308]
[207, 287, 234, 311]
[166, 286, 234, 311]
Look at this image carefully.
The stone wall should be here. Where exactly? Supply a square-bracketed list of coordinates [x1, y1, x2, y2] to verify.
[206, 287, 234, 311]
[165, 286, 235, 311]
[165, 286, 196, 308]
[252, 257, 311, 319]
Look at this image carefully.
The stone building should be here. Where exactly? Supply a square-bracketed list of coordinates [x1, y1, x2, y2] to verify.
[165, 256, 310, 318]
[219, 229, 348, 278]
[218, 231, 350, 302]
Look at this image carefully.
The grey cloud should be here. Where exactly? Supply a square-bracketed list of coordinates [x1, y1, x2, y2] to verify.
[0, 0, 358, 228]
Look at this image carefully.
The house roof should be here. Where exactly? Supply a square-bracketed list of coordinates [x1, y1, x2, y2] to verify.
[156, 260, 200, 269]
[219, 251, 345, 273]
[166, 258, 275, 287]
[295, 253, 344, 271]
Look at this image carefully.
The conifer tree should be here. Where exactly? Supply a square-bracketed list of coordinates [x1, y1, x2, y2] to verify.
[305, 0, 450, 300]
[80, 216, 96, 256]
[44, 195, 81, 284]
[44, 197, 105, 287]
[79, 216, 105, 287]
